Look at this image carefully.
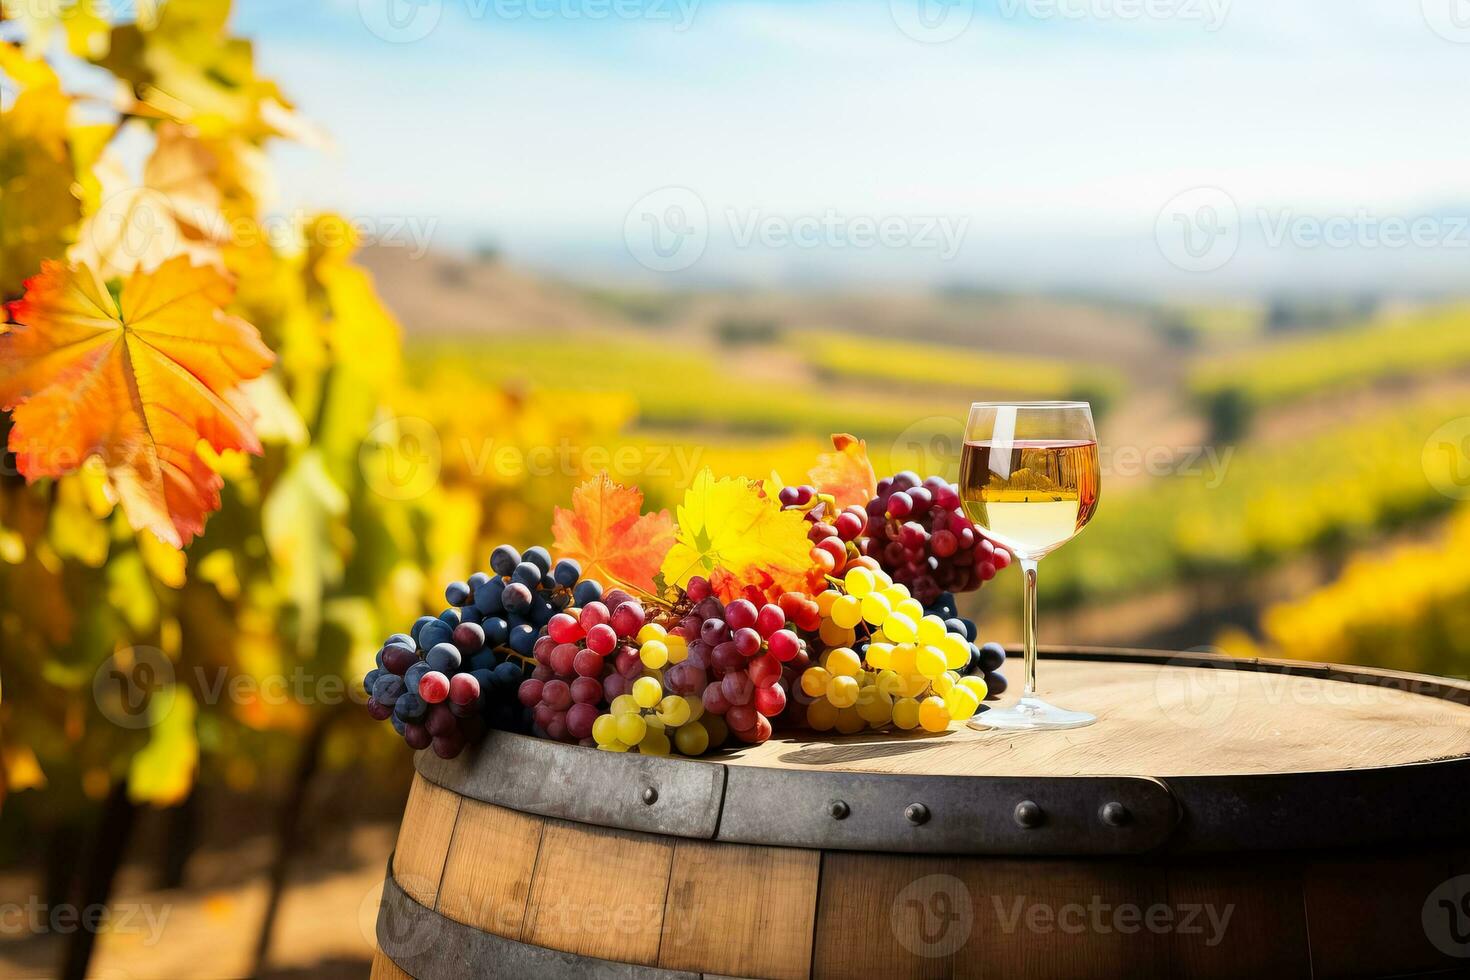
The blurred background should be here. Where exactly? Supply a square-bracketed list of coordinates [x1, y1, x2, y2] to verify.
[3, 0, 1470, 975]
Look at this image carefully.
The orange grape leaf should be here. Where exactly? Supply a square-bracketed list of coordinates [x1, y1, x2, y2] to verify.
[0, 257, 274, 547]
[808, 432, 877, 509]
[660, 469, 818, 602]
[552, 471, 675, 593]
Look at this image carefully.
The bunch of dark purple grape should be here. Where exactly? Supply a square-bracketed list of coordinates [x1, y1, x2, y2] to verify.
[361, 544, 601, 758]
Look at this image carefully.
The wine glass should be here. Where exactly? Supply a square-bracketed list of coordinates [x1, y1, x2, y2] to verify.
[959, 402, 1101, 731]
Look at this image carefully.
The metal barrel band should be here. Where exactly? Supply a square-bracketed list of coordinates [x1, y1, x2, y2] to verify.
[376, 860, 699, 980]
[412, 648, 1470, 854]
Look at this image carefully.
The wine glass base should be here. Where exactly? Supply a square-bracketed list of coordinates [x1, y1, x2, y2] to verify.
[968, 696, 1096, 732]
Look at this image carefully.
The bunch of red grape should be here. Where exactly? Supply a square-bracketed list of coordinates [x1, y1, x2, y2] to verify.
[860, 472, 1011, 605]
[520, 587, 648, 743]
[778, 484, 872, 578]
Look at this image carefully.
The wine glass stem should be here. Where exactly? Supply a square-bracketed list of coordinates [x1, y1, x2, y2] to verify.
[1021, 558, 1039, 698]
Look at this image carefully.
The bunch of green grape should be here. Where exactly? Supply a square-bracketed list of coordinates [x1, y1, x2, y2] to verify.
[799, 566, 986, 733]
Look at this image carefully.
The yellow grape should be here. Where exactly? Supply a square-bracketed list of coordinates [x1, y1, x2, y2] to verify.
[903, 673, 930, 698]
[916, 645, 947, 679]
[917, 615, 947, 645]
[617, 713, 648, 745]
[674, 721, 710, 756]
[816, 590, 840, 617]
[886, 613, 917, 643]
[658, 694, 691, 727]
[807, 698, 839, 731]
[944, 685, 981, 721]
[861, 593, 893, 626]
[827, 675, 860, 708]
[835, 707, 866, 735]
[644, 715, 666, 733]
[881, 584, 910, 603]
[819, 619, 856, 646]
[640, 730, 672, 756]
[599, 741, 630, 752]
[892, 697, 921, 730]
[891, 644, 918, 675]
[665, 633, 689, 663]
[932, 672, 955, 696]
[918, 696, 950, 732]
[897, 598, 925, 622]
[827, 647, 862, 677]
[844, 566, 876, 597]
[866, 642, 893, 670]
[611, 694, 640, 716]
[640, 639, 670, 668]
[959, 676, 988, 701]
[591, 714, 619, 746]
[857, 687, 892, 724]
[637, 623, 667, 643]
[831, 594, 864, 629]
[683, 693, 706, 721]
[633, 676, 663, 708]
[940, 634, 970, 670]
[873, 569, 894, 589]
[877, 669, 906, 699]
[801, 666, 832, 697]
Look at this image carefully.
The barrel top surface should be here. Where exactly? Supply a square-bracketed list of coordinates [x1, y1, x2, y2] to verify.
[716, 658, 1470, 778]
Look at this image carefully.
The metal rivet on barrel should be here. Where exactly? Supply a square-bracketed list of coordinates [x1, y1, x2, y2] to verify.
[905, 803, 930, 826]
[641, 786, 658, 805]
[1014, 800, 1045, 829]
[1100, 802, 1130, 827]
[828, 800, 850, 820]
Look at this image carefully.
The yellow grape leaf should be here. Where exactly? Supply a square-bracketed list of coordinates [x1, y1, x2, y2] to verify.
[71, 123, 228, 279]
[553, 472, 675, 593]
[0, 257, 275, 547]
[0, 66, 81, 299]
[262, 448, 349, 651]
[128, 685, 198, 806]
[660, 469, 817, 601]
[809, 432, 877, 510]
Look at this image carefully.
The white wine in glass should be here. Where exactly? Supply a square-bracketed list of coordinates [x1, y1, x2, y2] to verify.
[959, 402, 1100, 731]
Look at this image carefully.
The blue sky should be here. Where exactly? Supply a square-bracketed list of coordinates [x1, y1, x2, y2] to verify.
[231, 0, 1470, 294]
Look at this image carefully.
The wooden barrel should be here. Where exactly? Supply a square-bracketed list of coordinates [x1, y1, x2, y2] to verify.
[373, 648, 1470, 979]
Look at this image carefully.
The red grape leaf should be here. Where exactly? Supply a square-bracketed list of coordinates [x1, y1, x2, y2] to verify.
[809, 432, 877, 509]
[552, 471, 675, 593]
[0, 257, 274, 547]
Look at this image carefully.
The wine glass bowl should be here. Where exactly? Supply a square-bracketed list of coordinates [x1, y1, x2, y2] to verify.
[959, 402, 1100, 731]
